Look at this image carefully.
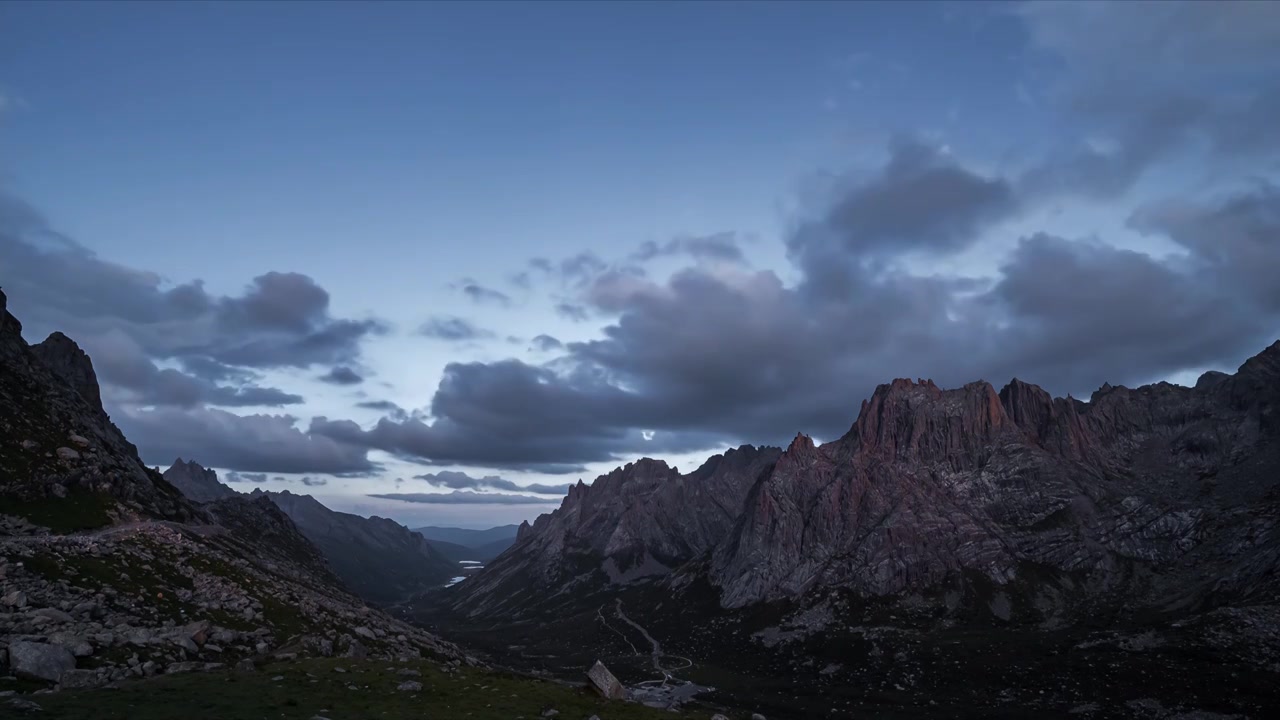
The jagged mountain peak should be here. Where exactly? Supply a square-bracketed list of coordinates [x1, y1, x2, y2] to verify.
[163, 458, 236, 504]
[849, 376, 1009, 463]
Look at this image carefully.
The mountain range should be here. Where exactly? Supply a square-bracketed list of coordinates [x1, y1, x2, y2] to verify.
[420, 337, 1280, 718]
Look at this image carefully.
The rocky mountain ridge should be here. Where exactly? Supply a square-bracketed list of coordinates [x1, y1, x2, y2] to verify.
[454, 343, 1280, 619]
[427, 340, 1280, 718]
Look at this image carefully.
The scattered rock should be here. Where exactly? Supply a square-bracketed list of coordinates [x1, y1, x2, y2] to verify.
[55, 446, 81, 461]
[2, 590, 28, 608]
[353, 626, 376, 640]
[396, 680, 422, 692]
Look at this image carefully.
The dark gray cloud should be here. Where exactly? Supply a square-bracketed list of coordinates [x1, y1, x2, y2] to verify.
[368, 491, 561, 505]
[456, 279, 512, 307]
[791, 139, 1015, 260]
[0, 194, 386, 375]
[630, 232, 745, 264]
[116, 406, 375, 475]
[310, 360, 727, 473]
[318, 366, 364, 386]
[81, 329, 304, 408]
[0, 191, 391, 475]
[530, 334, 563, 352]
[226, 471, 268, 484]
[418, 316, 494, 341]
[1129, 182, 1280, 311]
[300, 476, 328, 487]
[1015, 2, 1280, 198]
[355, 399, 406, 419]
[554, 302, 590, 322]
[414, 470, 572, 496]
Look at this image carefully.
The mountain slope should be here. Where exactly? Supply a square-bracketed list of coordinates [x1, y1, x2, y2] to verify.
[261, 489, 458, 604]
[0, 287, 470, 695]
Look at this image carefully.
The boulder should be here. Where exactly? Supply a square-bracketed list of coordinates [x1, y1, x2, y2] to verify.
[396, 680, 422, 692]
[8, 641, 76, 682]
[56, 447, 81, 461]
[586, 660, 626, 700]
[48, 632, 94, 657]
[33, 607, 74, 624]
[2, 590, 27, 608]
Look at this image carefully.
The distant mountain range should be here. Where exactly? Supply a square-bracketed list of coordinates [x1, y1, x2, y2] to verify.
[147, 459, 517, 603]
[413, 524, 520, 553]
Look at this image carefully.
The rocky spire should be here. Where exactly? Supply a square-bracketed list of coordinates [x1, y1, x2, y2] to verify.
[32, 332, 105, 418]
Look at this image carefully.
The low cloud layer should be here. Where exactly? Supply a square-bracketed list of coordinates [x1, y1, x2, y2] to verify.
[415, 470, 572, 496]
[368, 491, 562, 505]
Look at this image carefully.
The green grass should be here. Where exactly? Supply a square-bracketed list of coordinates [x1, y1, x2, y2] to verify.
[29, 657, 689, 720]
[3, 490, 115, 533]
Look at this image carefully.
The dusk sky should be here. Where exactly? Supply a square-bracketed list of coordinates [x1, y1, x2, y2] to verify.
[2, 2, 1277, 527]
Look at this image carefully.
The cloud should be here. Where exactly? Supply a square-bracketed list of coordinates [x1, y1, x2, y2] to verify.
[414, 470, 572, 496]
[455, 279, 512, 307]
[368, 491, 562, 505]
[554, 302, 590, 322]
[116, 406, 374, 475]
[225, 471, 268, 484]
[355, 399, 406, 418]
[300, 476, 328, 487]
[418, 316, 494, 341]
[530, 334, 563, 352]
[84, 328, 304, 408]
[787, 138, 1016, 295]
[1014, 1, 1280, 197]
[0, 194, 387, 376]
[310, 358, 729, 473]
[630, 232, 746, 264]
[318, 366, 364, 385]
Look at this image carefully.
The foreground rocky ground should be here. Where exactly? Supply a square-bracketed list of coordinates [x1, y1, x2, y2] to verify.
[0, 511, 471, 694]
[419, 578, 1280, 719]
[4, 656, 690, 719]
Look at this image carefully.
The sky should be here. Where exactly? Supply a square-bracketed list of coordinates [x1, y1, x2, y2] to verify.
[2, 1, 1278, 528]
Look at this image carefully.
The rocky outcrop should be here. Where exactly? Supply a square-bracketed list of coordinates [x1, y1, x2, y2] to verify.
[259, 490, 457, 604]
[30, 333, 104, 421]
[163, 459, 237, 503]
